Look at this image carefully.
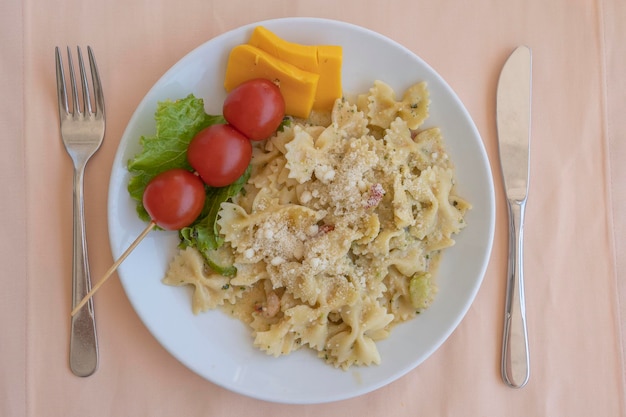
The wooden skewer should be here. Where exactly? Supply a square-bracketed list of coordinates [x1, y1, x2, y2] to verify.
[71, 221, 156, 317]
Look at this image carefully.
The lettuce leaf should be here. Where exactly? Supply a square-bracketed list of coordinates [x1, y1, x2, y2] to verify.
[127, 94, 225, 220]
[127, 94, 247, 276]
[179, 166, 250, 276]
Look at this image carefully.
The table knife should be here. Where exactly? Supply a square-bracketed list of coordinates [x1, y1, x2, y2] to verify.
[497, 45, 532, 388]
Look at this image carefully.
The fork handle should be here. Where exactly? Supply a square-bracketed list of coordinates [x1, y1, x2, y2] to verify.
[69, 164, 99, 377]
[501, 198, 530, 388]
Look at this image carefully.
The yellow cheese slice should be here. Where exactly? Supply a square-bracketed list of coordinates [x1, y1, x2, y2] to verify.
[224, 44, 320, 119]
[249, 26, 343, 111]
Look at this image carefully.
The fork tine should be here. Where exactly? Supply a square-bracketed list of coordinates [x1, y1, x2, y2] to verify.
[55, 47, 69, 117]
[66, 46, 81, 115]
[87, 46, 105, 117]
[77, 46, 93, 115]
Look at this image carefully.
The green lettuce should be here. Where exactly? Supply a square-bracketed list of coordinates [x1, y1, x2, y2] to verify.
[127, 94, 246, 276]
[127, 94, 225, 220]
[179, 166, 249, 277]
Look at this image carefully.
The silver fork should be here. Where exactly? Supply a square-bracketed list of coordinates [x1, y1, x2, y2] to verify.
[55, 46, 105, 377]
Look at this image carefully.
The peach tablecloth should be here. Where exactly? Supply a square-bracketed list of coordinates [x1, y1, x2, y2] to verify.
[3, 0, 625, 415]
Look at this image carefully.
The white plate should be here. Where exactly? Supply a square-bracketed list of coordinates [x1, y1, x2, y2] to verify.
[108, 17, 495, 404]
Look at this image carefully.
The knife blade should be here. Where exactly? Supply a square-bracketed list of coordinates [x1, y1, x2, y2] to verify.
[497, 45, 532, 389]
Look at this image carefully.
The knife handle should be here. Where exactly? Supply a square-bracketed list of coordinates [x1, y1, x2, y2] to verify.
[501, 198, 530, 388]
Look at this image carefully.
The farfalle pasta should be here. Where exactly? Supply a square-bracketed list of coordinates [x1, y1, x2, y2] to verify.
[162, 80, 470, 369]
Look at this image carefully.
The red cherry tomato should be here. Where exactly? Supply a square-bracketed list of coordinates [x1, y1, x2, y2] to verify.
[187, 124, 252, 187]
[223, 78, 286, 141]
[143, 169, 206, 230]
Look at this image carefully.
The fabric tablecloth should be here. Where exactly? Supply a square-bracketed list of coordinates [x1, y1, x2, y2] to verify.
[2, 0, 624, 415]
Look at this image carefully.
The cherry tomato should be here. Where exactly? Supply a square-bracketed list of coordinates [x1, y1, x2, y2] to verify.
[187, 124, 252, 187]
[223, 78, 286, 141]
[143, 169, 206, 230]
